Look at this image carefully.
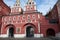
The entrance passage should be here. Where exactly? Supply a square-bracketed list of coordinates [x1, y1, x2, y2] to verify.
[46, 29, 55, 37]
[26, 26, 34, 37]
[9, 27, 14, 37]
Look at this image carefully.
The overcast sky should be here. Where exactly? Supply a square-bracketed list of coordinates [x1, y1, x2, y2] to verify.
[3, 0, 58, 15]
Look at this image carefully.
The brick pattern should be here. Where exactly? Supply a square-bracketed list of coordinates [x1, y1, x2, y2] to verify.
[0, 0, 60, 37]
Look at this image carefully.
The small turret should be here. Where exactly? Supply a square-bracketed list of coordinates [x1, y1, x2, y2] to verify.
[11, 0, 23, 14]
[14, 0, 20, 7]
[25, 0, 37, 12]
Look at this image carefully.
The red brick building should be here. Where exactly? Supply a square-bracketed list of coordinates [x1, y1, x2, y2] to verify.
[45, 0, 60, 37]
[0, 0, 60, 38]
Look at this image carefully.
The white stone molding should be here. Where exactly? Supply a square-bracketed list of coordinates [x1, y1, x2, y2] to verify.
[0, 34, 43, 38]
[38, 22, 40, 33]
[38, 14, 40, 18]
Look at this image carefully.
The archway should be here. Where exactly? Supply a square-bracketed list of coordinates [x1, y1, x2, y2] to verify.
[6, 24, 15, 37]
[46, 28, 55, 37]
[9, 27, 14, 37]
[26, 26, 34, 37]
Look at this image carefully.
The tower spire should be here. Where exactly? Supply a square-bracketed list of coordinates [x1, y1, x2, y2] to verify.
[11, 0, 23, 14]
[14, 0, 20, 6]
[28, 0, 33, 2]
[25, 0, 37, 12]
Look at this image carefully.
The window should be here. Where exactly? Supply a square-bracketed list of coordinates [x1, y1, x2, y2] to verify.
[16, 4, 17, 6]
[29, 2, 31, 4]
[45, 16, 49, 19]
[49, 19, 58, 24]
[32, 2, 34, 4]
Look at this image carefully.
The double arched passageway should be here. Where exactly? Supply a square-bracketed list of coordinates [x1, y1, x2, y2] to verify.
[6, 23, 35, 38]
[4, 24, 56, 38]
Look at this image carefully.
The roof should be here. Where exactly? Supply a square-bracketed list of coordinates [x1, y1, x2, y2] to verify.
[57, 0, 60, 3]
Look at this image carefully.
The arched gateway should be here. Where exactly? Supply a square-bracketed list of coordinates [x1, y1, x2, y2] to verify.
[6, 24, 15, 37]
[9, 27, 14, 37]
[46, 28, 55, 37]
[26, 26, 34, 37]
[24, 23, 35, 37]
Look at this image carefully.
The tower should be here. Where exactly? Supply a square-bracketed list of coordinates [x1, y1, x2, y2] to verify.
[11, 0, 22, 14]
[57, 0, 60, 25]
[25, 0, 37, 12]
[14, 0, 20, 6]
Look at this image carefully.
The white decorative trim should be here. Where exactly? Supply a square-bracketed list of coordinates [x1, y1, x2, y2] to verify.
[38, 14, 40, 18]
[34, 34, 43, 38]
[0, 28, 9, 38]
[38, 22, 40, 33]
[14, 34, 26, 38]
[56, 33, 60, 37]
[34, 5, 36, 10]
[0, 34, 8, 38]
[11, 8, 12, 12]
[0, 34, 43, 38]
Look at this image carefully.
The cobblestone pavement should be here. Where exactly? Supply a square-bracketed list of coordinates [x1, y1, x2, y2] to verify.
[0, 37, 60, 40]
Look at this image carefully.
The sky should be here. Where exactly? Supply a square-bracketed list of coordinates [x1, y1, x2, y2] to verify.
[3, 0, 58, 15]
